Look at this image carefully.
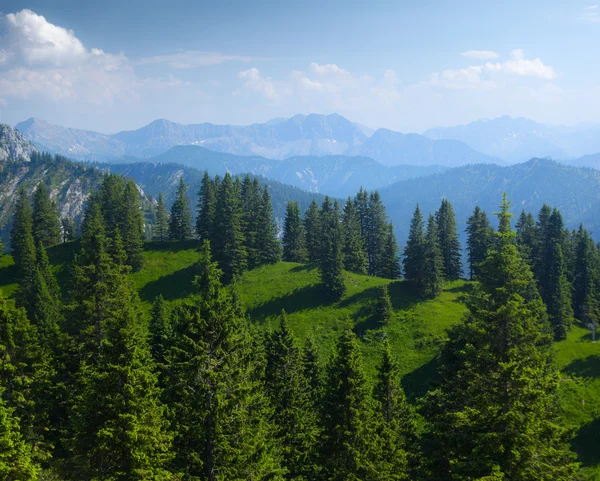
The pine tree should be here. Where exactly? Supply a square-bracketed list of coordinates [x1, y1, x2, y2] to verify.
[573, 225, 599, 324]
[166, 240, 283, 480]
[423, 213, 444, 298]
[374, 342, 414, 481]
[283, 201, 307, 263]
[322, 324, 380, 480]
[99, 173, 126, 238]
[213, 173, 247, 281]
[376, 284, 394, 326]
[10, 187, 36, 287]
[465, 206, 494, 280]
[121, 179, 145, 270]
[32, 182, 61, 247]
[168, 176, 193, 241]
[264, 311, 320, 480]
[341, 197, 368, 274]
[366, 191, 388, 276]
[546, 240, 574, 340]
[377, 223, 401, 279]
[319, 198, 346, 302]
[533, 203, 553, 293]
[302, 335, 321, 399]
[196, 171, 217, 243]
[256, 187, 282, 265]
[421, 194, 578, 481]
[153, 192, 169, 243]
[149, 294, 172, 379]
[304, 199, 321, 263]
[435, 199, 462, 279]
[515, 210, 536, 264]
[403, 204, 426, 287]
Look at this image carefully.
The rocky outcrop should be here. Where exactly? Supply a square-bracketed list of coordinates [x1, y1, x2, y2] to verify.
[0, 124, 37, 162]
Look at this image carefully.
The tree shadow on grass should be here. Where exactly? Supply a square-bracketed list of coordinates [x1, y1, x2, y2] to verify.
[0, 263, 17, 290]
[572, 417, 600, 467]
[289, 264, 318, 273]
[139, 264, 199, 303]
[145, 239, 199, 253]
[564, 355, 600, 380]
[247, 284, 327, 322]
[402, 356, 441, 403]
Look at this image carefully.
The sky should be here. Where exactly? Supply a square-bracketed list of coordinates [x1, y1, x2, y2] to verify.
[0, 0, 599, 133]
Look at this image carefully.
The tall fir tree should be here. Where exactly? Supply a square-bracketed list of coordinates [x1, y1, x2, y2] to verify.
[149, 294, 172, 383]
[341, 197, 367, 274]
[10, 187, 36, 288]
[256, 187, 282, 265]
[196, 171, 217, 243]
[377, 223, 401, 279]
[546, 239, 574, 340]
[319, 198, 346, 302]
[213, 173, 247, 281]
[435, 199, 462, 279]
[366, 191, 388, 276]
[240, 176, 263, 268]
[168, 176, 193, 241]
[32, 182, 61, 248]
[376, 284, 394, 326]
[423, 213, 444, 298]
[421, 194, 578, 481]
[120, 179, 145, 271]
[573, 225, 599, 324]
[166, 240, 283, 480]
[403, 204, 426, 287]
[282, 201, 307, 263]
[304, 199, 321, 263]
[465, 206, 494, 280]
[515, 210, 537, 264]
[61, 217, 76, 243]
[153, 192, 169, 243]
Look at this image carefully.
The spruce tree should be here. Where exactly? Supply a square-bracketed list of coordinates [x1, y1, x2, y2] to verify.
[515, 210, 537, 264]
[322, 324, 379, 480]
[573, 225, 599, 324]
[10, 187, 36, 286]
[264, 311, 320, 480]
[99, 173, 126, 238]
[366, 191, 388, 276]
[304, 199, 321, 263]
[435, 199, 462, 279]
[168, 176, 193, 241]
[403, 204, 426, 287]
[423, 213, 444, 298]
[196, 171, 217, 243]
[32, 182, 61, 247]
[282, 201, 307, 263]
[153, 192, 169, 243]
[302, 335, 322, 399]
[377, 223, 402, 279]
[319, 198, 346, 302]
[166, 240, 283, 480]
[256, 187, 282, 265]
[149, 294, 172, 381]
[121, 179, 145, 271]
[465, 206, 494, 280]
[341, 197, 367, 274]
[546, 240, 574, 340]
[421, 194, 578, 481]
[213, 173, 247, 281]
[376, 284, 394, 326]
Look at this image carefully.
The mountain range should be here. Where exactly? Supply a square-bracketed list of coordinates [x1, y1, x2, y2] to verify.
[15, 114, 501, 167]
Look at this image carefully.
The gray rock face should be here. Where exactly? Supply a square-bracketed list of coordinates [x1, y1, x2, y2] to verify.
[0, 124, 37, 162]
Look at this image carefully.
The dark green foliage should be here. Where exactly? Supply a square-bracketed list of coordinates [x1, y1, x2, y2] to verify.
[515, 210, 536, 263]
[378, 222, 401, 279]
[283, 201, 307, 263]
[376, 284, 394, 326]
[149, 295, 172, 377]
[573, 225, 599, 324]
[304, 199, 321, 263]
[196, 171, 217, 243]
[153, 192, 169, 243]
[256, 187, 282, 265]
[322, 324, 379, 480]
[61, 217, 76, 243]
[421, 194, 578, 481]
[240, 176, 263, 268]
[403, 204, 426, 287]
[435, 199, 462, 280]
[341, 197, 367, 274]
[319, 198, 346, 302]
[166, 241, 283, 480]
[10, 187, 36, 287]
[264, 311, 320, 480]
[465, 206, 494, 280]
[213, 173, 247, 282]
[423, 214, 444, 298]
[32, 182, 61, 248]
[120, 180, 145, 270]
[168, 176, 193, 241]
[366, 191, 388, 276]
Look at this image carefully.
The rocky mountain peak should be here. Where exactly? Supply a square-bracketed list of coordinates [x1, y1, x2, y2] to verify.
[0, 123, 37, 162]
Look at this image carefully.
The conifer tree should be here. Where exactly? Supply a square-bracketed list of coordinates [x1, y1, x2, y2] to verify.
[61, 217, 76, 243]
[213, 173, 247, 281]
[121, 179, 145, 270]
[322, 324, 379, 480]
[240, 176, 263, 268]
[304, 199, 321, 263]
[515, 210, 537, 263]
[167, 240, 283, 480]
[196, 171, 217, 243]
[265, 311, 320, 480]
[376, 284, 394, 326]
[423, 213, 444, 298]
[377, 223, 402, 279]
[573, 225, 599, 323]
[168, 176, 193, 241]
[282, 201, 307, 263]
[366, 191, 388, 276]
[149, 294, 172, 381]
[99, 173, 126, 237]
[403, 204, 426, 287]
[256, 187, 282, 265]
[465, 206, 494, 280]
[302, 335, 321, 398]
[435, 199, 462, 279]
[341, 197, 368, 274]
[153, 192, 169, 243]
[374, 342, 414, 481]
[421, 194, 578, 481]
[32, 182, 61, 247]
[10, 187, 36, 286]
[546, 240, 574, 340]
[319, 198, 346, 302]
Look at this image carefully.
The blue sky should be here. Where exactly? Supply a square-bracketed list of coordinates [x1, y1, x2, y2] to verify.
[0, 0, 599, 133]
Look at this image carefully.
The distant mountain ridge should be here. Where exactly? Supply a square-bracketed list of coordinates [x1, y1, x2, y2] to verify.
[15, 114, 501, 167]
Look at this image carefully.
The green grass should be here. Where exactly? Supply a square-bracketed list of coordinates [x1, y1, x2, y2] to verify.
[1, 240, 600, 475]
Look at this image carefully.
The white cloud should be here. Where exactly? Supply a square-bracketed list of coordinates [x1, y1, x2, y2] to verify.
[138, 50, 264, 69]
[238, 68, 278, 101]
[485, 49, 555, 79]
[461, 50, 499, 60]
